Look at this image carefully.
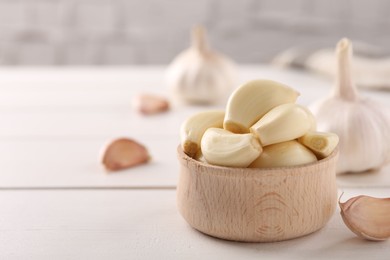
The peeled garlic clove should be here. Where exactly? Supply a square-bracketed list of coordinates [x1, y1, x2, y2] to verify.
[250, 103, 315, 146]
[250, 140, 317, 168]
[132, 94, 170, 115]
[298, 131, 339, 159]
[201, 128, 262, 167]
[310, 38, 390, 173]
[180, 110, 225, 158]
[101, 138, 150, 172]
[166, 25, 237, 105]
[339, 195, 390, 241]
[194, 150, 207, 164]
[224, 79, 299, 133]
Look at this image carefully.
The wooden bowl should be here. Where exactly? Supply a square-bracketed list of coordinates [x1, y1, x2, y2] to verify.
[176, 146, 338, 242]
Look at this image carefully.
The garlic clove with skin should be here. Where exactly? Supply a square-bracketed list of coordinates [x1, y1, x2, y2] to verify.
[339, 195, 390, 241]
[310, 38, 390, 174]
[166, 25, 237, 105]
[132, 94, 170, 115]
[100, 138, 150, 172]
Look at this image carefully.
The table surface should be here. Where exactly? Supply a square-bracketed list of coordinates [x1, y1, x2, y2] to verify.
[1, 65, 389, 259]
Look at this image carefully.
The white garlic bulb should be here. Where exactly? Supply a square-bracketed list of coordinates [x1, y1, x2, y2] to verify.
[310, 38, 390, 174]
[165, 25, 237, 105]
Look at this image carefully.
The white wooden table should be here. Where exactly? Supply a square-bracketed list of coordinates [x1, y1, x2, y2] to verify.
[0, 66, 389, 259]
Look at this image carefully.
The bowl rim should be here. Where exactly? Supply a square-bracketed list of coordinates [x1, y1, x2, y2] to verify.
[177, 145, 339, 175]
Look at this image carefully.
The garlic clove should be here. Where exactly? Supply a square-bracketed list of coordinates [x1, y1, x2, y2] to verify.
[201, 128, 262, 168]
[101, 138, 150, 172]
[249, 140, 317, 168]
[224, 79, 299, 134]
[250, 103, 315, 146]
[194, 150, 208, 164]
[166, 25, 237, 105]
[132, 94, 170, 115]
[298, 131, 339, 159]
[339, 195, 390, 241]
[180, 110, 225, 158]
[310, 38, 390, 174]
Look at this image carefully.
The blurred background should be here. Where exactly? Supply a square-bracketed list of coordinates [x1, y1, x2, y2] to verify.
[0, 0, 389, 66]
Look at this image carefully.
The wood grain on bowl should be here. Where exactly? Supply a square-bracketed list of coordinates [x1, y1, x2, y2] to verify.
[176, 146, 338, 242]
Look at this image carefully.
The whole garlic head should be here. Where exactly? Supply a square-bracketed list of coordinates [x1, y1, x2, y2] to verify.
[310, 38, 390, 174]
[166, 25, 237, 105]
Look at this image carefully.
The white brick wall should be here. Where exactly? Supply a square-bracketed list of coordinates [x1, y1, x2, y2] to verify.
[0, 0, 388, 65]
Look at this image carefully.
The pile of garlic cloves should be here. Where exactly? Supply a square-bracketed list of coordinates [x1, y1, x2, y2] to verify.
[310, 38, 390, 174]
[180, 79, 339, 168]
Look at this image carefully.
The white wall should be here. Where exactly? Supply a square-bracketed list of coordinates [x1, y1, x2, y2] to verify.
[0, 0, 389, 65]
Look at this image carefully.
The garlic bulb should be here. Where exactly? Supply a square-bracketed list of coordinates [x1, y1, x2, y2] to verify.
[166, 25, 237, 105]
[310, 38, 390, 174]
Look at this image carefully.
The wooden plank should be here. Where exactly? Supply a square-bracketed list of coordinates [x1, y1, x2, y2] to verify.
[0, 105, 215, 137]
[0, 66, 388, 139]
[0, 66, 388, 109]
[0, 66, 389, 188]
[0, 66, 388, 138]
[0, 188, 389, 259]
[337, 166, 390, 188]
[0, 135, 389, 188]
[0, 135, 180, 188]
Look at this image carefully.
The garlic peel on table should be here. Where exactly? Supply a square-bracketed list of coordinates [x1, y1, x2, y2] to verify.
[339, 195, 390, 241]
[166, 25, 237, 105]
[310, 38, 390, 174]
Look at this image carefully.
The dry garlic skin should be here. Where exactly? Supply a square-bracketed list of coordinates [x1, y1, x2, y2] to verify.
[201, 128, 262, 167]
[250, 140, 317, 168]
[223, 79, 299, 133]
